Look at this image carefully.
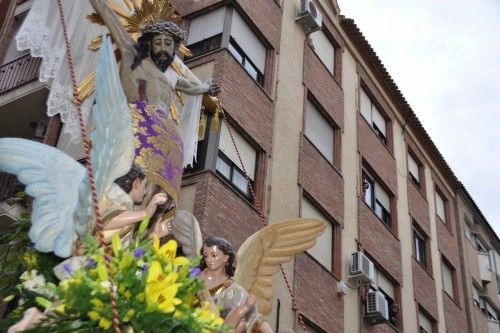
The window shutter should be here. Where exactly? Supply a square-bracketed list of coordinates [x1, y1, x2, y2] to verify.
[377, 270, 394, 299]
[375, 182, 390, 212]
[218, 120, 256, 179]
[472, 285, 480, 303]
[442, 261, 454, 297]
[408, 153, 420, 182]
[360, 88, 372, 123]
[419, 311, 433, 333]
[230, 11, 266, 73]
[305, 99, 334, 163]
[301, 197, 332, 271]
[435, 191, 446, 221]
[371, 104, 386, 136]
[309, 30, 335, 74]
[187, 7, 225, 45]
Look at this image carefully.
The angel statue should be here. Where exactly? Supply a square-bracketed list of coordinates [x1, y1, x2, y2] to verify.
[0, 37, 157, 258]
[196, 218, 327, 333]
[15, 0, 221, 237]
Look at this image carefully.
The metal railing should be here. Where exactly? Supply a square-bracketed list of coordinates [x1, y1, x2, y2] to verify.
[0, 54, 41, 94]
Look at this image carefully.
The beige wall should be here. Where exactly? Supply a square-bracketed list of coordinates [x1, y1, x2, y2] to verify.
[267, 0, 308, 330]
[341, 43, 361, 333]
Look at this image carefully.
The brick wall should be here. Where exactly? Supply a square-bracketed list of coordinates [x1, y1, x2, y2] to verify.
[294, 253, 343, 332]
[443, 293, 468, 333]
[0, 0, 17, 62]
[298, 137, 344, 224]
[413, 262, 438, 319]
[191, 171, 263, 248]
[303, 44, 344, 130]
[359, 201, 402, 283]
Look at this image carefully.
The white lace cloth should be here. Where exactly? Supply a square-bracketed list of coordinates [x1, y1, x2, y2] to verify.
[16, 0, 202, 167]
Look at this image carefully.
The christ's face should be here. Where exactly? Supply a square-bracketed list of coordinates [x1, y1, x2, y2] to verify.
[151, 33, 175, 60]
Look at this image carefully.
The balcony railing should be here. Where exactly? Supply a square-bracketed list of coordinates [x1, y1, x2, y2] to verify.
[0, 172, 22, 201]
[0, 54, 41, 94]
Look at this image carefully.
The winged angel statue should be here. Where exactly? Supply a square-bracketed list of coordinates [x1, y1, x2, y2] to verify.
[0, 38, 135, 258]
[172, 212, 326, 333]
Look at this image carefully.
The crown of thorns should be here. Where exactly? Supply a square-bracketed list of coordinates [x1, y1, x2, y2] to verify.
[140, 21, 187, 42]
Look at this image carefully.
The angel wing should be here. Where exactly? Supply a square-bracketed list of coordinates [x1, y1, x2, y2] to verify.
[171, 210, 203, 258]
[75, 36, 135, 236]
[0, 138, 86, 257]
[234, 218, 326, 315]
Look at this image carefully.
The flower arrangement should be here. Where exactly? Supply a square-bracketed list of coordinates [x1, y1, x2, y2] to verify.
[4, 218, 227, 333]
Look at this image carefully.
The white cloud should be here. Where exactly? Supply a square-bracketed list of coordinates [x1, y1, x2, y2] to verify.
[339, 0, 500, 236]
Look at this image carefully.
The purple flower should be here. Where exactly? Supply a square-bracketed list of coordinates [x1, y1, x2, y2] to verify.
[86, 259, 97, 268]
[63, 263, 73, 273]
[142, 264, 148, 273]
[134, 247, 145, 258]
[189, 267, 201, 278]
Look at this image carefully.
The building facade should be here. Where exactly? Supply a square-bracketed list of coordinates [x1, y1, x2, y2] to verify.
[0, 0, 499, 332]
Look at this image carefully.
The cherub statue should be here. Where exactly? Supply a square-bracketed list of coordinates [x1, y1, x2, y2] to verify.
[0, 37, 154, 257]
[196, 219, 327, 333]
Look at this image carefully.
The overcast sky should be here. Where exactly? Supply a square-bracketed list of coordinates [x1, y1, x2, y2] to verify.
[337, 0, 500, 236]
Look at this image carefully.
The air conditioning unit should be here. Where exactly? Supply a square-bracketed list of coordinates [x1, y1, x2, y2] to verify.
[365, 291, 389, 324]
[296, 0, 322, 34]
[348, 251, 375, 286]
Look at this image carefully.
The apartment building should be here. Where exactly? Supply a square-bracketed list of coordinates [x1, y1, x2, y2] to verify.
[0, 0, 499, 332]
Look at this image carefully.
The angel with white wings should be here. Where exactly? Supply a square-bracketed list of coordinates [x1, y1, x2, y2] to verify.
[189, 218, 326, 333]
[0, 37, 162, 258]
[16, 0, 220, 227]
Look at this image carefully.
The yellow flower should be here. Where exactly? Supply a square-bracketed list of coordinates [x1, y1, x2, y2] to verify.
[88, 310, 101, 321]
[99, 317, 112, 330]
[90, 298, 105, 309]
[112, 233, 122, 256]
[152, 236, 189, 266]
[145, 261, 182, 313]
[54, 303, 65, 314]
[124, 309, 135, 322]
[195, 302, 224, 326]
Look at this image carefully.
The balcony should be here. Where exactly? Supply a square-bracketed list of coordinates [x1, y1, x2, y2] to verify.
[479, 251, 493, 283]
[0, 54, 41, 94]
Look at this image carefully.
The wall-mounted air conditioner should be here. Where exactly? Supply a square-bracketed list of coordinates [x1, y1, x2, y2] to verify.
[365, 291, 389, 324]
[348, 251, 375, 286]
[296, 0, 322, 34]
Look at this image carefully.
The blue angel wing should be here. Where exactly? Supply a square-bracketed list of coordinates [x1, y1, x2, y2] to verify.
[75, 36, 135, 236]
[0, 138, 86, 257]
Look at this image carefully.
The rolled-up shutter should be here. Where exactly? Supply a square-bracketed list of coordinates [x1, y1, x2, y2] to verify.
[230, 11, 266, 73]
[304, 99, 334, 163]
[218, 120, 256, 179]
[187, 7, 226, 45]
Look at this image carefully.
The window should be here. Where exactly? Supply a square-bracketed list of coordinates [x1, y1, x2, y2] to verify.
[187, 7, 225, 57]
[363, 170, 391, 226]
[309, 29, 335, 75]
[441, 258, 455, 298]
[418, 309, 433, 333]
[472, 284, 481, 308]
[216, 120, 256, 199]
[360, 88, 387, 144]
[304, 98, 335, 164]
[372, 267, 397, 326]
[464, 218, 472, 241]
[414, 227, 427, 268]
[408, 152, 421, 187]
[301, 197, 333, 271]
[186, 8, 267, 86]
[434, 190, 447, 223]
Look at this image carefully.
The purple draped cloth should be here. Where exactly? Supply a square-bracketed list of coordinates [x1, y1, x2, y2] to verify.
[129, 100, 183, 205]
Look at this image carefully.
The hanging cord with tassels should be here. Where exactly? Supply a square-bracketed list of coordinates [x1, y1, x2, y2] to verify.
[56, 1, 121, 332]
[217, 103, 309, 332]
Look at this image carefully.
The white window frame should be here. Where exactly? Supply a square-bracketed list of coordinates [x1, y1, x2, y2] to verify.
[442, 259, 455, 298]
[435, 190, 446, 223]
[360, 88, 388, 143]
[309, 29, 335, 75]
[300, 196, 333, 271]
[304, 99, 335, 164]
